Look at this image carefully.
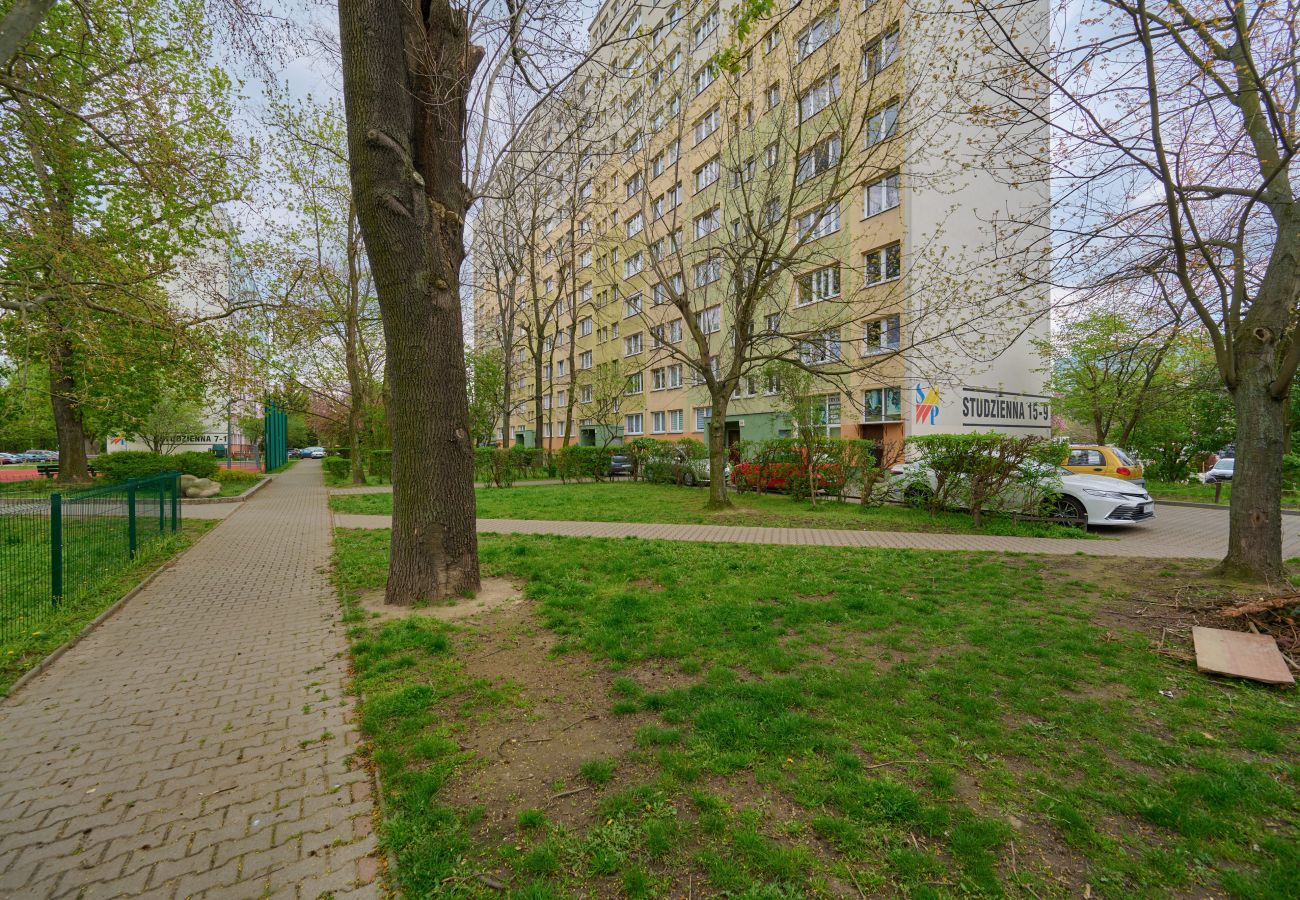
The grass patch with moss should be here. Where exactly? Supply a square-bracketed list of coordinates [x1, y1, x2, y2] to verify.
[334, 528, 1298, 898]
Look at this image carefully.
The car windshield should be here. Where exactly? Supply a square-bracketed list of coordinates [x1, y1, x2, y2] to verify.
[1217, 459, 1235, 471]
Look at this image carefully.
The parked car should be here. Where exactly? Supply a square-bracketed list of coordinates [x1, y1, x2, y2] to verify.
[1062, 444, 1145, 487]
[1201, 458, 1235, 483]
[893, 462, 1156, 527]
[23, 449, 57, 461]
[673, 449, 730, 486]
[300, 446, 327, 459]
[0, 452, 19, 464]
[607, 454, 633, 478]
[287, 448, 301, 459]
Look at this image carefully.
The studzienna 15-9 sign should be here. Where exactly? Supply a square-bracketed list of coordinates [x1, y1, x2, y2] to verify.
[912, 384, 1051, 433]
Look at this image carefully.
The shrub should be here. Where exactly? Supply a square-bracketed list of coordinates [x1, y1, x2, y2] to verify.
[368, 449, 392, 482]
[475, 446, 514, 487]
[95, 450, 220, 482]
[904, 433, 1065, 526]
[555, 445, 608, 482]
[329, 447, 351, 459]
[216, 468, 260, 484]
[322, 456, 351, 481]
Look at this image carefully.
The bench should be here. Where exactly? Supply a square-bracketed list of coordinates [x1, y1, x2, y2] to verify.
[36, 463, 98, 479]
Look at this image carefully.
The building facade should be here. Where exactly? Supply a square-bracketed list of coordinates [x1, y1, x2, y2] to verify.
[472, 0, 1051, 452]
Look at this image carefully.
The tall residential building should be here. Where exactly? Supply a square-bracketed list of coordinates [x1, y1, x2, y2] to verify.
[472, 0, 1051, 451]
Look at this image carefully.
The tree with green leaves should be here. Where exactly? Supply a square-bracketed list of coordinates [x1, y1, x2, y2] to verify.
[466, 347, 504, 447]
[0, 0, 242, 481]
[250, 90, 383, 485]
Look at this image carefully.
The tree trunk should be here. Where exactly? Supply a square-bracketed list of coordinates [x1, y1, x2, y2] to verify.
[339, 0, 482, 604]
[705, 395, 731, 509]
[49, 334, 90, 482]
[1218, 341, 1287, 582]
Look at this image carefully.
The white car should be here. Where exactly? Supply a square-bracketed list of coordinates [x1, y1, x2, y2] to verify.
[301, 446, 327, 459]
[893, 464, 1156, 527]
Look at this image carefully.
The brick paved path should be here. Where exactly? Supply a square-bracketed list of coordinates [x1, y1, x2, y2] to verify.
[0, 461, 378, 899]
[334, 503, 1300, 559]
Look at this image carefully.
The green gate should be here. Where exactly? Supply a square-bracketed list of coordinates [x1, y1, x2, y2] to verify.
[263, 400, 288, 472]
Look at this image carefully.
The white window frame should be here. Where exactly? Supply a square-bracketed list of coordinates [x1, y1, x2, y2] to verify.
[864, 173, 900, 217]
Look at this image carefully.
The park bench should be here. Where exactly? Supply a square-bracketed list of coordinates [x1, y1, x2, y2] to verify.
[35, 463, 98, 479]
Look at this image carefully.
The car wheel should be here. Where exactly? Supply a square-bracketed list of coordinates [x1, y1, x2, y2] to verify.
[683, 471, 696, 486]
[1047, 495, 1088, 528]
[902, 485, 932, 508]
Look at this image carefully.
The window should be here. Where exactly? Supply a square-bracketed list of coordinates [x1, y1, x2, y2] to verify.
[694, 257, 721, 287]
[557, 389, 566, 405]
[625, 293, 642, 317]
[652, 282, 671, 305]
[625, 413, 644, 435]
[694, 4, 718, 46]
[580, 180, 592, 200]
[652, 367, 667, 390]
[626, 372, 644, 394]
[625, 252, 644, 278]
[864, 242, 902, 284]
[626, 212, 644, 237]
[796, 135, 840, 183]
[796, 202, 840, 241]
[695, 406, 713, 432]
[626, 171, 643, 198]
[580, 350, 593, 369]
[694, 206, 720, 239]
[863, 28, 900, 78]
[864, 173, 900, 216]
[732, 156, 756, 187]
[625, 332, 644, 356]
[763, 27, 779, 53]
[625, 10, 641, 38]
[694, 106, 720, 145]
[652, 411, 666, 433]
[766, 82, 781, 109]
[799, 72, 840, 121]
[580, 383, 593, 402]
[580, 249, 592, 268]
[544, 276, 554, 294]
[796, 10, 839, 59]
[798, 266, 841, 305]
[669, 409, 684, 433]
[694, 156, 719, 192]
[799, 330, 842, 365]
[812, 394, 842, 436]
[764, 372, 781, 394]
[667, 320, 683, 343]
[624, 132, 644, 159]
[697, 304, 721, 334]
[765, 312, 782, 333]
[694, 63, 716, 95]
[764, 141, 779, 169]
[763, 199, 782, 225]
[581, 282, 592, 304]
[624, 90, 642, 119]
[864, 314, 901, 354]
[864, 387, 903, 422]
[557, 359, 568, 377]
[866, 102, 899, 146]
[579, 217, 591, 235]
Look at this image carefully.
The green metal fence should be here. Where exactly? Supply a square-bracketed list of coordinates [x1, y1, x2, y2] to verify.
[264, 400, 288, 472]
[0, 472, 180, 642]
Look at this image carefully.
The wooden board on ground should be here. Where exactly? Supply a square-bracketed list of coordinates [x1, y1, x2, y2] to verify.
[1192, 626, 1295, 686]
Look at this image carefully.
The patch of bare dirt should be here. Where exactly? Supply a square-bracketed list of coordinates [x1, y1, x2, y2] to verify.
[357, 577, 523, 622]
[439, 603, 655, 840]
[629, 577, 665, 592]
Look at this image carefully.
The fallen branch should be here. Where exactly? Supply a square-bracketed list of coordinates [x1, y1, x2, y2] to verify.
[1221, 596, 1298, 618]
[550, 785, 588, 801]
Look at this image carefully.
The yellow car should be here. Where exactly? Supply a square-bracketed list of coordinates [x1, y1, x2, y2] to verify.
[1064, 444, 1145, 486]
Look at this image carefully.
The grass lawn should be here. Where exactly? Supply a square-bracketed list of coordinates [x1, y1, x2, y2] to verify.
[1, 519, 215, 694]
[1147, 479, 1300, 510]
[335, 529, 1299, 899]
[330, 481, 1092, 539]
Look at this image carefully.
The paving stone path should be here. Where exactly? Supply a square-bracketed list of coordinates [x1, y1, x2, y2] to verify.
[0, 461, 379, 899]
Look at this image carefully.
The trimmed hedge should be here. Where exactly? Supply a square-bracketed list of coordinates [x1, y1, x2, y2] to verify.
[322, 456, 351, 481]
[95, 450, 220, 482]
[368, 449, 392, 483]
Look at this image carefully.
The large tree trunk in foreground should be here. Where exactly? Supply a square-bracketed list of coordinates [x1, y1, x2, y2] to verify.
[49, 334, 91, 483]
[1218, 337, 1287, 582]
[339, 0, 481, 603]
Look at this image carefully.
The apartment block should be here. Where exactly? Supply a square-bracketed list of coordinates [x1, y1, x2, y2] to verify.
[472, 0, 1051, 451]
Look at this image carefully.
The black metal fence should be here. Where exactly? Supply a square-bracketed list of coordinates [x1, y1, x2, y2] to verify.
[0, 473, 180, 642]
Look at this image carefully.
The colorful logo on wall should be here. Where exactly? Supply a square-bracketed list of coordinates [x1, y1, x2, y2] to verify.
[914, 384, 941, 425]
[109, 436, 127, 446]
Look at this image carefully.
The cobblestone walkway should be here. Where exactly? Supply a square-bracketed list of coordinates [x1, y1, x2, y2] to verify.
[0, 461, 378, 899]
[334, 503, 1300, 559]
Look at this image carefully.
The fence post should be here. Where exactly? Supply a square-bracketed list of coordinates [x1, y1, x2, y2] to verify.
[127, 478, 137, 558]
[159, 475, 166, 533]
[171, 472, 179, 532]
[50, 492, 62, 606]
